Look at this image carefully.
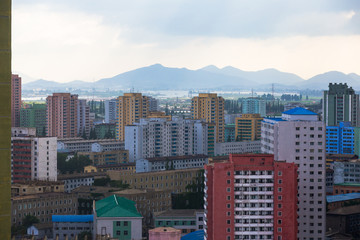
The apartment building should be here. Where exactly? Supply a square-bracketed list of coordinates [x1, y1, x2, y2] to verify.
[135, 155, 208, 173]
[78, 150, 129, 165]
[235, 114, 263, 141]
[11, 74, 22, 127]
[77, 99, 91, 138]
[116, 93, 149, 141]
[261, 107, 326, 239]
[323, 83, 360, 127]
[240, 97, 266, 117]
[191, 93, 225, 143]
[20, 103, 47, 136]
[326, 122, 360, 155]
[204, 154, 298, 240]
[125, 117, 215, 161]
[57, 138, 124, 152]
[215, 140, 261, 156]
[46, 93, 79, 138]
[11, 127, 57, 183]
[105, 99, 118, 124]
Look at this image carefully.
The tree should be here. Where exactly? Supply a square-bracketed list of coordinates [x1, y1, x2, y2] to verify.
[81, 127, 87, 139]
[78, 231, 92, 240]
[57, 153, 92, 174]
[22, 215, 40, 229]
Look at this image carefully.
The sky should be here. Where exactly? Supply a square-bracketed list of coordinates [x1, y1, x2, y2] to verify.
[12, 0, 360, 83]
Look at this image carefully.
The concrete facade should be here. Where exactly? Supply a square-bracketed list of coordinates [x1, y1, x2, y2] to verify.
[235, 114, 263, 141]
[77, 99, 91, 138]
[11, 74, 21, 127]
[241, 98, 266, 117]
[105, 99, 118, 124]
[261, 108, 326, 240]
[326, 122, 360, 155]
[215, 140, 261, 156]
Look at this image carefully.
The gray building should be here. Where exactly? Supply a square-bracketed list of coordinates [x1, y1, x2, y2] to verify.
[105, 99, 118, 124]
[215, 140, 261, 156]
[136, 155, 208, 173]
[52, 215, 93, 240]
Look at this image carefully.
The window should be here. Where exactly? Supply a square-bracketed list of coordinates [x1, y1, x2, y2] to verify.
[116, 221, 121, 226]
[124, 231, 128, 235]
[116, 231, 121, 235]
[278, 171, 282, 176]
[123, 221, 128, 226]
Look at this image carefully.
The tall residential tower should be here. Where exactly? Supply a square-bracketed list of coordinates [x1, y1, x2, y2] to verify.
[323, 83, 359, 127]
[11, 74, 21, 127]
[116, 93, 149, 141]
[261, 107, 326, 239]
[191, 93, 225, 143]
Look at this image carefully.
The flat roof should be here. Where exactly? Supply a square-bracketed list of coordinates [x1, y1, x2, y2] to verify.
[145, 155, 208, 162]
[155, 209, 204, 217]
[327, 193, 360, 203]
[334, 183, 360, 187]
[327, 205, 360, 215]
[52, 215, 93, 222]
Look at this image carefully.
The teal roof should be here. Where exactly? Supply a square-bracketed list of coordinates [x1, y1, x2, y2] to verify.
[95, 195, 142, 218]
[282, 107, 317, 115]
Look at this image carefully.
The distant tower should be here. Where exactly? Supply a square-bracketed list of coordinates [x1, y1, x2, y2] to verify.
[116, 93, 149, 141]
[11, 74, 21, 127]
[191, 93, 225, 142]
[46, 93, 79, 138]
[323, 83, 360, 126]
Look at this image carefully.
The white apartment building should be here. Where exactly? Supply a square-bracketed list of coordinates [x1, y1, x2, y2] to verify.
[125, 117, 214, 162]
[135, 155, 208, 173]
[57, 138, 123, 152]
[215, 140, 261, 156]
[11, 127, 57, 182]
[261, 107, 326, 240]
[105, 99, 118, 124]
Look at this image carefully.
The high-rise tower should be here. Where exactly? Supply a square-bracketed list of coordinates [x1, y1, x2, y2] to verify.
[11, 74, 21, 127]
[46, 93, 79, 138]
[191, 93, 225, 143]
[323, 83, 359, 126]
[0, 0, 12, 238]
[116, 93, 149, 141]
[261, 108, 326, 239]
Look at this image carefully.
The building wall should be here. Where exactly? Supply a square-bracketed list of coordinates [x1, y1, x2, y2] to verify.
[105, 99, 118, 124]
[11, 74, 21, 127]
[204, 154, 297, 240]
[235, 114, 263, 141]
[77, 99, 90, 138]
[333, 161, 360, 184]
[215, 140, 261, 156]
[116, 93, 149, 141]
[53, 221, 92, 240]
[241, 98, 266, 117]
[224, 124, 235, 142]
[333, 184, 360, 195]
[108, 168, 203, 194]
[20, 103, 47, 136]
[191, 93, 225, 143]
[46, 93, 79, 138]
[94, 217, 142, 240]
[0, 1, 12, 238]
[261, 117, 326, 239]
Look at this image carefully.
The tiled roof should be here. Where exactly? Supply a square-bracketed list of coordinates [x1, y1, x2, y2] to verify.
[282, 107, 317, 115]
[95, 194, 142, 218]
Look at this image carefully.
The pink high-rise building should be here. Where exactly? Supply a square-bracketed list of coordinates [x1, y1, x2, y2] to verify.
[11, 74, 21, 127]
[46, 93, 78, 138]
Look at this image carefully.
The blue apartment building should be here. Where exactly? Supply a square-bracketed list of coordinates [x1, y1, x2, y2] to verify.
[326, 122, 360, 155]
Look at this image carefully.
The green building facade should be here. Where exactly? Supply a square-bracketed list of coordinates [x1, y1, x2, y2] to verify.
[0, 0, 11, 238]
[20, 103, 47, 136]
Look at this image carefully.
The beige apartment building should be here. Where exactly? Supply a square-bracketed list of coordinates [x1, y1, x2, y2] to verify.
[46, 93, 79, 138]
[116, 93, 149, 141]
[108, 168, 203, 193]
[191, 93, 225, 143]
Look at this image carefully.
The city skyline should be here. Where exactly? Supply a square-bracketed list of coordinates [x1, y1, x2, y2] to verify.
[13, 0, 360, 83]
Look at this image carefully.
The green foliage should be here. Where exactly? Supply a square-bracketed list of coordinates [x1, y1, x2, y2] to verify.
[94, 177, 111, 186]
[57, 153, 92, 174]
[172, 170, 204, 209]
[22, 214, 40, 228]
[78, 231, 92, 240]
[89, 128, 97, 139]
[11, 225, 26, 236]
[94, 177, 130, 189]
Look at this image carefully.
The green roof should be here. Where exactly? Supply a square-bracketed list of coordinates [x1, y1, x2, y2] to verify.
[335, 183, 360, 187]
[95, 195, 142, 218]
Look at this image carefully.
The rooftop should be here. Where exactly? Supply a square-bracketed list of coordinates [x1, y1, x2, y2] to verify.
[95, 195, 142, 218]
[282, 107, 317, 115]
[155, 209, 204, 218]
[327, 192, 360, 203]
[52, 215, 93, 223]
[327, 204, 360, 215]
[181, 230, 204, 240]
[149, 227, 181, 233]
[145, 154, 208, 162]
[334, 183, 360, 187]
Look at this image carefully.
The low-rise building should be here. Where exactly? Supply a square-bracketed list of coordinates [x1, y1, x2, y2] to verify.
[58, 172, 107, 193]
[333, 159, 360, 184]
[334, 183, 360, 195]
[108, 168, 203, 194]
[11, 192, 80, 225]
[93, 195, 143, 240]
[327, 205, 360, 237]
[52, 215, 93, 240]
[84, 163, 136, 173]
[154, 209, 204, 236]
[326, 154, 358, 168]
[78, 150, 129, 165]
[57, 138, 124, 152]
[135, 155, 208, 173]
[114, 188, 172, 226]
[327, 193, 360, 211]
[27, 223, 53, 240]
[149, 227, 181, 240]
[215, 140, 261, 156]
[11, 181, 64, 197]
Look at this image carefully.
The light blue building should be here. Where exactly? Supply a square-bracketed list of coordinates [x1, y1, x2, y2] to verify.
[240, 98, 266, 117]
[326, 122, 360, 155]
[224, 124, 235, 142]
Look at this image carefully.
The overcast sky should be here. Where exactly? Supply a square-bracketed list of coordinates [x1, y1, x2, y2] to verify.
[13, 0, 360, 83]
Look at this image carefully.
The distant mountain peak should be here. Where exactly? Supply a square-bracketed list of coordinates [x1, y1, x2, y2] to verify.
[201, 65, 221, 71]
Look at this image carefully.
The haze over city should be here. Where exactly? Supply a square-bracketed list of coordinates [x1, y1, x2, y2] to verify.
[13, 0, 360, 83]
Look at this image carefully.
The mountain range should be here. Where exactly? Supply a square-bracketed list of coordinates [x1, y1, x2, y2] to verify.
[22, 64, 360, 91]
